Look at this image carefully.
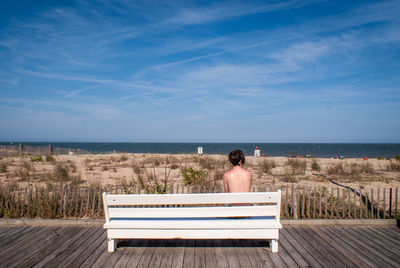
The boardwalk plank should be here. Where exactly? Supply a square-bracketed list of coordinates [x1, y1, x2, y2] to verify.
[320, 226, 390, 267]
[204, 239, 218, 268]
[212, 239, 230, 268]
[309, 226, 369, 268]
[66, 228, 106, 268]
[0, 225, 30, 241]
[338, 226, 400, 266]
[372, 226, 400, 242]
[231, 239, 252, 267]
[221, 239, 241, 268]
[364, 227, 400, 247]
[182, 239, 195, 267]
[194, 239, 206, 268]
[0, 225, 41, 248]
[169, 239, 186, 268]
[112, 239, 151, 268]
[281, 227, 323, 268]
[299, 226, 356, 267]
[291, 226, 342, 267]
[269, 239, 299, 268]
[78, 235, 108, 268]
[242, 239, 267, 268]
[158, 239, 180, 268]
[54, 227, 104, 267]
[148, 239, 168, 268]
[279, 234, 308, 267]
[32, 226, 98, 268]
[135, 239, 159, 267]
[0, 226, 49, 264]
[8, 226, 75, 268]
[250, 239, 279, 268]
[353, 227, 400, 256]
[1, 224, 400, 267]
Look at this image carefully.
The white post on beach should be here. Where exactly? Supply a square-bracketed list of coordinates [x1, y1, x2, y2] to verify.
[198, 147, 203, 155]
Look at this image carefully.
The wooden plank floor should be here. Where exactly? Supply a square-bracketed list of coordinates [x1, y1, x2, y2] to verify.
[0, 225, 399, 267]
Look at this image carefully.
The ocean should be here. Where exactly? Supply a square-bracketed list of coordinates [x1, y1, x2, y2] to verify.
[1, 142, 399, 158]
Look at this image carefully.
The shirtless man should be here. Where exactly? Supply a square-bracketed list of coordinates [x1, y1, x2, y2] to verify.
[224, 149, 252, 193]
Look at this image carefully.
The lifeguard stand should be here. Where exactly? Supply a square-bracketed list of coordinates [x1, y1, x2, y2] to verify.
[254, 146, 261, 157]
[198, 147, 203, 156]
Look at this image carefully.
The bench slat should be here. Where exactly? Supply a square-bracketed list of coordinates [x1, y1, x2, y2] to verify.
[107, 228, 280, 239]
[104, 218, 282, 229]
[108, 206, 278, 218]
[104, 192, 280, 206]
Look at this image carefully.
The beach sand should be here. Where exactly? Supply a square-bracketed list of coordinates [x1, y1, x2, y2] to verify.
[1, 153, 399, 192]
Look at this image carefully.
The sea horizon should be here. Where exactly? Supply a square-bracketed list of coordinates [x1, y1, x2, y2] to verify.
[1, 142, 399, 158]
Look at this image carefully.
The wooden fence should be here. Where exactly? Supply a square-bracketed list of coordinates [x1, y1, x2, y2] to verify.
[0, 184, 398, 220]
[0, 144, 89, 156]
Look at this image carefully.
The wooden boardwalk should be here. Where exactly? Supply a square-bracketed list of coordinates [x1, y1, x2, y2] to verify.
[0, 225, 399, 267]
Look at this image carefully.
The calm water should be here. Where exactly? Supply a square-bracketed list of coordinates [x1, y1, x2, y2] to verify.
[1, 142, 399, 158]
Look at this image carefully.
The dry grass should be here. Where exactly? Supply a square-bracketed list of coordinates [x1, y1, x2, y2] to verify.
[311, 159, 321, 171]
[259, 160, 276, 174]
[287, 159, 306, 175]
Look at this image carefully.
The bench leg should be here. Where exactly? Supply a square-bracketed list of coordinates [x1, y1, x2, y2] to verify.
[270, 239, 278, 253]
[108, 239, 115, 252]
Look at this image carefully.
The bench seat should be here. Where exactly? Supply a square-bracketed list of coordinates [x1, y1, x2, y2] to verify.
[103, 191, 282, 252]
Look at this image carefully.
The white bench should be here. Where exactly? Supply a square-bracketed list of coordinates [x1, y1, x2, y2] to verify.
[102, 190, 282, 253]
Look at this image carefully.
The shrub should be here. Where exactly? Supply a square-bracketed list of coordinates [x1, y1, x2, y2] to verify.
[287, 159, 306, 174]
[0, 162, 7, 173]
[182, 167, 208, 185]
[395, 155, 400, 161]
[259, 160, 276, 174]
[45, 154, 56, 162]
[387, 161, 400, 171]
[54, 163, 69, 182]
[360, 163, 374, 174]
[327, 163, 345, 175]
[119, 154, 128, 162]
[30, 155, 42, 162]
[311, 159, 321, 171]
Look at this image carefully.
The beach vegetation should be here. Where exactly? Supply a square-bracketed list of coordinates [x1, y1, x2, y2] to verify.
[311, 159, 321, 171]
[287, 159, 306, 175]
[53, 163, 69, 182]
[0, 162, 7, 173]
[30, 155, 42, 162]
[181, 166, 208, 185]
[259, 160, 276, 174]
[327, 163, 345, 176]
[45, 154, 56, 162]
[395, 155, 400, 161]
[119, 154, 128, 162]
[387, 161, 400, 171]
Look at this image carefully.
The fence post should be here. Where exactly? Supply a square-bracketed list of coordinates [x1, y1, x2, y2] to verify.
[395, 188, 398, 219]
[63, 184, 68, 218]
[292, 184, 297, 219]
[19, 143, 23, 157]
[383, 188, 386, 219]
[389, 188, 393, 217]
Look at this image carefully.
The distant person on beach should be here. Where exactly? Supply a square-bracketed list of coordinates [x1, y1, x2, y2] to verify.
[224, 149, 252, 193]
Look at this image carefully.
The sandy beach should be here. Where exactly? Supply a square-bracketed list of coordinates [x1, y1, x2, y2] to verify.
[1, 153, 399, 192]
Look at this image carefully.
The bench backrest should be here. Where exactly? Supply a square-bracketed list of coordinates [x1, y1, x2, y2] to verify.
[103, 191, 281, 223]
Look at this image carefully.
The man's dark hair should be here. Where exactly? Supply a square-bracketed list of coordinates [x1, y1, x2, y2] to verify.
[228, 149, 245, 166]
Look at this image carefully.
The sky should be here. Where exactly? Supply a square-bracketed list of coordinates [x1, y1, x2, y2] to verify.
[0, 0, 399, 143]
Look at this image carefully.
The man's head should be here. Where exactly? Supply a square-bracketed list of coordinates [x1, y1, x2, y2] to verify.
[228, 149, 245, 166]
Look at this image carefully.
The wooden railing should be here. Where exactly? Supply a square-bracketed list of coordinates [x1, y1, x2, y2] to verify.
[0, 184, 398, 219]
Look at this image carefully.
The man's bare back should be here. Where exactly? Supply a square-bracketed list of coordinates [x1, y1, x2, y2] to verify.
[223, 149, 252, 193]
[223, 165, 252, 193]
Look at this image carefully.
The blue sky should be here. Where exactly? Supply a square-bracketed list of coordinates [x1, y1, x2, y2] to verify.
[0, 0, 399, 143]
